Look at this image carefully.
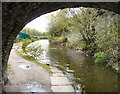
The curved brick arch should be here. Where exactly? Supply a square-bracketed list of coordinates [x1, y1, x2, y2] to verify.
[1, 2, 120, 89]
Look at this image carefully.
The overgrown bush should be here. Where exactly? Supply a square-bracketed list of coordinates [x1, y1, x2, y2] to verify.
[31, 38, 39, 42]
[58, 36, 67, 43]
[26, 44, 43, 59]
[94, 52, 108, 64]
[22, 38, 40, 53]
[48, 8, 118, 70]
[14, 39, 22, 43]
[22, 39, 32, 52]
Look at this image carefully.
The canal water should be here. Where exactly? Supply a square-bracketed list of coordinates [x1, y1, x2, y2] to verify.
[30, 39, 119, 93]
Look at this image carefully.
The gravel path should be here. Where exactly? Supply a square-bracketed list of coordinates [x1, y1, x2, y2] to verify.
[5, 43, 52, 92]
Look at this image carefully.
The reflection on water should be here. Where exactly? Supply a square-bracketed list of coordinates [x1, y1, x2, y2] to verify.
[33, 39, 119, 92]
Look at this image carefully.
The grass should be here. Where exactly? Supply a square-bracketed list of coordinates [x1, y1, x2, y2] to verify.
[15, 38, 52, 73]
[15, 38, 40, 53]
[14, 39, 22, 43]
[16, 49, 52, 73]
[8, 64, 11, 75]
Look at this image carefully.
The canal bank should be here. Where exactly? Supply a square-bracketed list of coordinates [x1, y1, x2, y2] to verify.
[51, 67, 74, 92]
[6, 42, 75, 92]
[25, 40, 75, 92]
[13, 39, 118, 92]
[5, 43, 52, 92]
[35, 39, 119, 92]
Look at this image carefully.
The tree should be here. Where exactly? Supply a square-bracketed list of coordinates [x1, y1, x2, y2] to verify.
[48, 8, 69, 38]
[21, 27, 43, 36]
[47, 7, 119, 68]
[26, 44, 43, 59]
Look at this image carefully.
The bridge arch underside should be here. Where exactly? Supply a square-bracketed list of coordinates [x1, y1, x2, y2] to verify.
[2, 2, 120, 86]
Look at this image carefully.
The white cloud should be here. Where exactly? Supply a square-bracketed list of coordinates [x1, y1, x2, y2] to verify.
[25, 15, 50, 32]
[24, 8, 82, 33]
[25, 9, 60, 32]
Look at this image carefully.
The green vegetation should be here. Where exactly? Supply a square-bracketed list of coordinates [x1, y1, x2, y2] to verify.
[58, 36, 67, 43]
[8, 64, 11, 75]
[21, 38, 39, 53]
[22, 39, 32, 52]
[14, 39, 23, 43]
[14, 38, 39, 53]
[48, 8, 119, 71]
[50, 36, 67, 43]
[22, 27, 49, 36]
[15, 37, 52, 73]
[16, 49, 52, 73]
[94, 52, 108, 64]
[26, 44, 43, 59]
[48, 9, 69, 43]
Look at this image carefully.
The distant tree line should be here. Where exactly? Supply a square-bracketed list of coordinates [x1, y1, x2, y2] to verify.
[22, 27, 49, 36]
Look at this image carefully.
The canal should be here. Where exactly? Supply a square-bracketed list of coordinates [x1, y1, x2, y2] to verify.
[29, 39, 119, 93]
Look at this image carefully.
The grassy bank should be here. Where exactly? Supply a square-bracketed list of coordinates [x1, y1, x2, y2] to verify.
[16, 49, 52, 73]
[8, 64, 11, 75]
[15, 38, 52, 73]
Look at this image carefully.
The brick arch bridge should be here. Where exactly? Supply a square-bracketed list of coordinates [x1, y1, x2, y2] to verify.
[1, 2, 120, 90]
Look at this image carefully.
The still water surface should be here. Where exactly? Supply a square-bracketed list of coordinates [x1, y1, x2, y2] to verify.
[31, 39, 119, 92]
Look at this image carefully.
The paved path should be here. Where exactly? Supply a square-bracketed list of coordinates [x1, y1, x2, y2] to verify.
[51, 67, 74, 92]
[5, 43, 75, 93]
[5, 43, 52, 92]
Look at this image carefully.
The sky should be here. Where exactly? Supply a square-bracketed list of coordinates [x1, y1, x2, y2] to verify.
[24, 8, 80, 32]
[25, 9, 60, 32]
[25, 14, 50, 32]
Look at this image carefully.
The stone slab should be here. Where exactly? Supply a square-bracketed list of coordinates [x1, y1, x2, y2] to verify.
[52, 73, 65, 77]
[51, 68, 63, 73]
[51, 77, 71, 86]
[51, 85, 74, 92]
[4, 86, 22, 92]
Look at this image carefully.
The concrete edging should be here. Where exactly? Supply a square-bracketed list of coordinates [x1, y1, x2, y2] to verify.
[51, 67, 74, 92]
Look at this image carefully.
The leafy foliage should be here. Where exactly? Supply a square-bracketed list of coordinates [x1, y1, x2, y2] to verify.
[47, 7, 119, 69]
[16, 49, 52, 73]
[48, 9, 69, 38]
[26, 44, 43, 59]
[22, 39, 32, 52]
[22, 38, 39, 53]
[94, 52, 108, 64]
[22, 27, 49, 36]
